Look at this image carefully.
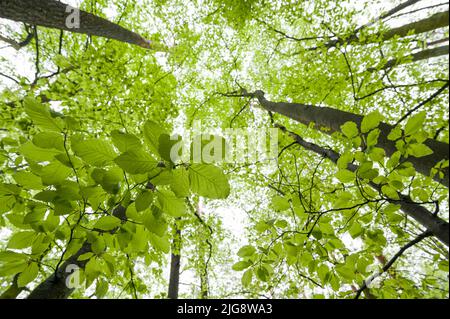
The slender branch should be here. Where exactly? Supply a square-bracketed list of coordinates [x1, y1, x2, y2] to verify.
[354, 231, 433, 299]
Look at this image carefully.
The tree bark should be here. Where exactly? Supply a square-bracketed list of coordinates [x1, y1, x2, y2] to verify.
[249, 90, 449, 187]
[26, 205, 126, 299]
[322, 10, 449, 49]
[168, 224, 181, 299]
[381, 11, 449, 41]
[276, 124, 449, 247]
[0, 0, 151, 48]
[367, 44, 449, 72]
[27, 242, 92, 299]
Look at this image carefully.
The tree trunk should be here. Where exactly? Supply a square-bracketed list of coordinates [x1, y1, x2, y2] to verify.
[276, 124, 449, 247]
[27, 205, 127, 299]
[168, 225, 181, 299]
[27, 242, 92, 299]
[381, 11, 449, 41]
[250, 91, 449, 187]
[0, 0, 151, 48]
[323, 11, 449, 49]
[367, 45, 449, 72]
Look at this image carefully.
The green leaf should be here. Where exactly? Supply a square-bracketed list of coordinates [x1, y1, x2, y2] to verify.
[337, 152, 353, 169]
[157, 190, 186, 217]
[94, 216, 122, 231]
[349, 222, 363, 238]
[95, 279, 109, 298]
[335, 169, 355, 183]
[17, 262, 39, 287]
[8, 231, 35, 249]
[111, 130, 142, 152]
[72, 139, 117, 167]
[404, 112, 426, 136]
[24, 97, 64, 132]
[241, 269, 253, 287]
[368, 147, 385, 162]
[114, 149, 159, 174]
[143, 120, 167, 156]
[171, 168, 190, 197]
[271, 195, 290, 211]
[232, 261, 252, 271]
[408, 143, 433, 158]
[366, 129, 380, 147]
[341, 121, 359, 138]
[32, 132, 64, 150]
[40, 161, 72, 185]
[19, 141, 61, 162]
[148, 233, 170, 253]
[237, 245, 256, 257]
[388, 126, 402, 141]
[361, 111, 383, 133]
[256, 266, 269, 282]
[91, 168, 122, 194]
[135, 191, 154, 212]
[158, 133, 179, 162]
[188, 164, 230, 199]
[143, 209, 167, 237]
[78, 252, 94, 261]
[13, 171, 43, 189]
[381, 185, 400, 200]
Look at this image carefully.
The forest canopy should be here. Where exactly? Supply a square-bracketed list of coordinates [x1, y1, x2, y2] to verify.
[0, 0, 448, 299]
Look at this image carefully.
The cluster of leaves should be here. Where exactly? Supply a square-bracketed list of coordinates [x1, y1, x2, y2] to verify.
[0, 96, 230, 295]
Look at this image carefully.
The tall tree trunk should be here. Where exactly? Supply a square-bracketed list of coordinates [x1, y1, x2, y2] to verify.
[168, 224, 181, 299]
[381, 11, 449, 41]
[276, 124, 450, 247]
[322, 10, 449, 49]
[246, 90, 449, 187]
[27, 205, 126, 299]
[27, 242, 92, 299]
[367, 45, 449, 72]
[0, 0, 151, 48]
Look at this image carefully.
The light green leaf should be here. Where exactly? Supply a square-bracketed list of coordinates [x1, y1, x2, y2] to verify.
[157, 190, 186, 217]
[237, 245, 256, 257]
[408, 143, 433, 158]
[40, 161, 72, 185]
[32, 132, 64, 150]
[404, 112, 426, 136]
[24, 97, 64, 132]
[143, 209, 167, 237]
[381, 185, 400, 200]
[232, 261, 252, 271]
[13, 171, 43, 190]
[114, 149, 158, 174]
[148, 233, 170, 253]
[8, 231, 35, 249]
[335, 169, 355, 183]
[361, 111, 383, 133]
[111, 130, 142, 152]
[143, 120, 167, 156]
[17, 262, 39, 287]
[135, 191, 154, 212]
[19, 141, 61, 162]
[72, 139, 117, 167]
[94, 216, 122, 231]
[171, 168, 190, 197]
[188, 164, 230, 199]
[241, 269, 253, 287]
[271, 195, 290, 211]
[340, 121, 359, 138]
